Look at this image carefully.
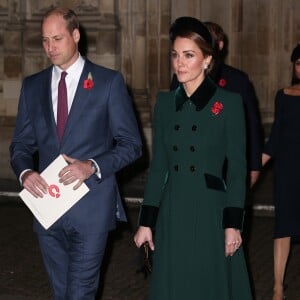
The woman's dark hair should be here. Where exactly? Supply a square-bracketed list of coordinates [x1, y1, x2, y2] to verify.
[203, 21, 228, 61]
[291, 44, 300, 85]
[169, 17, 213, 46]
[169, 17, 214, 73]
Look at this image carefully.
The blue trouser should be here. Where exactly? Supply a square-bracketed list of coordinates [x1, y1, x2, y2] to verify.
[37, 219, 108, 300]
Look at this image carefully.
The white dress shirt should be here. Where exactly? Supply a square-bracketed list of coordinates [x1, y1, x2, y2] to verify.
[52, 54, 85, 122]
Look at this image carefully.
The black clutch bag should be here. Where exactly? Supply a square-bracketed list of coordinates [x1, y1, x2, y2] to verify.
[136, 242, 152, 278]
[143, 242, 152, 274]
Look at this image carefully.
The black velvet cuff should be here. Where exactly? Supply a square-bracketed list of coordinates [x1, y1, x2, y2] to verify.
[139, 205, 159, 228]
[222, 207, 245, 230]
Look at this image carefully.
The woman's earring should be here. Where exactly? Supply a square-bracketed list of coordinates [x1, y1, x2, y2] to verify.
[204, 64, 208, 70]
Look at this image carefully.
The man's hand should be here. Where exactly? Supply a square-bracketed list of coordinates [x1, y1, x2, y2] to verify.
[59, 154, 95, 190]
[22, 170, 48, 198]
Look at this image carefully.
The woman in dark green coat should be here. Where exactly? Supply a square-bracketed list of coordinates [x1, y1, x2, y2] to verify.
[134, 17, 253, 300]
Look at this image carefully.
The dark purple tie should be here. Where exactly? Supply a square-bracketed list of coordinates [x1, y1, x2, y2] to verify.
[57, 71, 68, 141]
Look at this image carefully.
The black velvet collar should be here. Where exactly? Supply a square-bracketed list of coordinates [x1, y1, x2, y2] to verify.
[175, 76, 217, 111]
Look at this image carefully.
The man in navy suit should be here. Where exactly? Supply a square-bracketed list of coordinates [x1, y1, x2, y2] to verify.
[10, 7, 142, 299]
[170, 21, 262, 187]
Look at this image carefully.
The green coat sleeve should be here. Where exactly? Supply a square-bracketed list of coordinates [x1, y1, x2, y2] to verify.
[223, 93, 247, 230]
[139, 93, 169, 227]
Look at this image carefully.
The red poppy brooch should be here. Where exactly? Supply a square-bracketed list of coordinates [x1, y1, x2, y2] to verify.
[83, 72, 94, 90]
[211, 101, 223, 116]
[218, 78, 227, 88]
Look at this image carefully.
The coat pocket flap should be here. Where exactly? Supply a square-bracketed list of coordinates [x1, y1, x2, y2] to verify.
[204, 173, 227, 192]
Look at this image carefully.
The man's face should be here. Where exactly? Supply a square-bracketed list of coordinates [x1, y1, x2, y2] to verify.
[42, 14, 80, 70]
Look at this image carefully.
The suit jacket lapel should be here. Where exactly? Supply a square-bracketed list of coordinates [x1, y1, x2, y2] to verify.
[61, 61, 93, 145]
[41, 67, 60, 144]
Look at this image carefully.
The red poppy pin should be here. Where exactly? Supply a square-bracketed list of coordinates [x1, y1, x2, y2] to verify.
[218, 78, 227, 88]
[83, 72, 94, 90]
[211, 101, 223, 116]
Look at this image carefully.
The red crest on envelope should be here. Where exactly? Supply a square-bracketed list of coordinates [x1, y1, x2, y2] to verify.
[48, 184, 61, 198]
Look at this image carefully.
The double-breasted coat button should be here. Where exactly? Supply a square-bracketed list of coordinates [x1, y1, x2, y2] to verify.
[192, 125, 197, 131]
[173, 145, 178, 151]
[174, 165, 179, 171]
[190, 165, 196, 172]
[174, 124, 180, 130]
[190, 146, 195, 152]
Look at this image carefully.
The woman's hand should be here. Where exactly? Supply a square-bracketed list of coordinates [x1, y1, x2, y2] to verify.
[225, 228, 242, 257]
[134, 226, 155, 251]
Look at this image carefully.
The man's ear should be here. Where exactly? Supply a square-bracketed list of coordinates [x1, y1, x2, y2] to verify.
[218, 40, 224, 51]
[73, 28, 80, 43]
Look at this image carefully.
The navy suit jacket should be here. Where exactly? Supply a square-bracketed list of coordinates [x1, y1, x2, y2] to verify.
[10, 59, 142, 234]
[216, 64, 262, 171]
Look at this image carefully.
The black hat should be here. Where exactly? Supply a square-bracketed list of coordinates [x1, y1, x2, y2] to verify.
[169, 16, 213, 47]
[291, 44, 300, 62]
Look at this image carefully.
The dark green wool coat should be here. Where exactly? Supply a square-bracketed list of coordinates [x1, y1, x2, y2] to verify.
[139, 77, 253, 300]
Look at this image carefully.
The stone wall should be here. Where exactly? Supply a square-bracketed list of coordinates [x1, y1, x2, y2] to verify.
[1, 0, 300, 180]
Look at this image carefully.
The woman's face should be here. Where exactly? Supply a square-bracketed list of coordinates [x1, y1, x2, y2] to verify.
[295, 59, 300, 80]
[171, 37, 212, 92]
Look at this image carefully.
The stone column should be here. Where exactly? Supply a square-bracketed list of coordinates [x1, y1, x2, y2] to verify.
[1, 0, 24, 178]
[3, 0, 23, 116]
[117, 0, 172, 188]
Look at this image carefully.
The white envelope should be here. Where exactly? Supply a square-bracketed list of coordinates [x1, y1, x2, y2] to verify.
[19, 155, 89, 229]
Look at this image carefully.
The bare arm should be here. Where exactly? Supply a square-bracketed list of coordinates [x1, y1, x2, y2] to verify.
[262, 153, 271, 167]
[249, 170, 260, 188]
